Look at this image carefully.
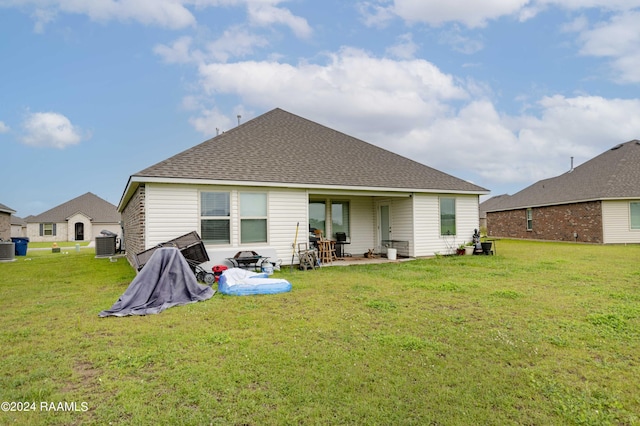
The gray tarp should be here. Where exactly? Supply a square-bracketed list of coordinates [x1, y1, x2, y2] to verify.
[99, 247, 214, 317]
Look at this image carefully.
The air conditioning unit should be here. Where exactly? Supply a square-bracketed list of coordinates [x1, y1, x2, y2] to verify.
[95, 235, 116, 257]
[0, 242, 15, 262]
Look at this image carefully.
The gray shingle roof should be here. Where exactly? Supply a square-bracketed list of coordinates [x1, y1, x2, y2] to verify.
[486, 140, 640, 212]
[479, 194, 510, 219]
[11, 215, 26, 226]
[0, 203, 16, 214]
[27, 192, 120, 223]
[134, 108, 488, 193]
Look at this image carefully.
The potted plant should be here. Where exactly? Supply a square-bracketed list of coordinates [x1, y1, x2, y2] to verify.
[456, 244, 466, 256]
[464, 243, 474, 255]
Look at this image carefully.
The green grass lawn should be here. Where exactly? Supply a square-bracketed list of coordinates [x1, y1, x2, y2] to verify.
[1, 240, 639, 425]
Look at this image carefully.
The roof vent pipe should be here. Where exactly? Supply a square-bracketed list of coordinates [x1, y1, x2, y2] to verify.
[570, 156, 574, 172]
[237, 115, 241, 126]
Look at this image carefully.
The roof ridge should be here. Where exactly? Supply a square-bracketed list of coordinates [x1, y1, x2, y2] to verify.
[129, 108, 487, 194]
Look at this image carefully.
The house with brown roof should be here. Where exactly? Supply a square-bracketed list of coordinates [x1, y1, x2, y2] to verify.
[484, 140, 640, 244]
[479, 194, 510, 230]
[11, 215, 27, 238]
[0, 202, 16, 241]
[26, 192, 121, 243]
[118, 108, 489, 266]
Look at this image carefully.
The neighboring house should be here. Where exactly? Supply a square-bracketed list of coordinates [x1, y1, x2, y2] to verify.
[479, 194, 510, 230]
[11, 215, 27, 238]
[0, 203, 16, 241]
[485, 140, 640, 244]
[26, 192, 121, 243]
[119, 108, 489, 266]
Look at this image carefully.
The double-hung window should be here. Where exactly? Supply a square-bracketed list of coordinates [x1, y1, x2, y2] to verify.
[240, 192, 267, 244]
[40, 223, 56, 236]
[201, 192, 230, 244]
[631, 202, 640, 230]
[440, 197, 456, 236]
[526, 208, 533, 231]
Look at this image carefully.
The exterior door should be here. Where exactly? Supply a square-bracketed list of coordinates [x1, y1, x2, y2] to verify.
[75, 222, 84, 241]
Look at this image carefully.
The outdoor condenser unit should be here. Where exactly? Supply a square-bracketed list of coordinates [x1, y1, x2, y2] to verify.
[95, 235, 116, 257]
[0, 242, 15, 262]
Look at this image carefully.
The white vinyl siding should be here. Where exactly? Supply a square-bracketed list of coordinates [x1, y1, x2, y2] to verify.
[348, 196, 375, 256]
[631, 202, 640, 229]
[414, 194, 479, 256]
[145, 184, 199, 248]
[145, 184, 309, 263]
[143, 183, 483, 262]
[413, 195, 440, 255]
[455, 195, 481, 244]
[602, 200, 640, 244]
[375, 197, 413, 254]
[265, 189, 308, 259]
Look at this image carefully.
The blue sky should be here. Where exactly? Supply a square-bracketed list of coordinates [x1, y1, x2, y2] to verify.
[1, 0, 640, 217]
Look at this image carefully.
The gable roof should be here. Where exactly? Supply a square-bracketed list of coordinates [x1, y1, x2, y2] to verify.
[479, 194, 510, 219]
[121, 108, 487, 209]
[0, 203, 16, 215]
[11, 215, 26, 226]
[27, 192, 120, 223]
[486, 140, 640, 212]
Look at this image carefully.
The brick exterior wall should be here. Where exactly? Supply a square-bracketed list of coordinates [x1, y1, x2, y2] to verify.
[0, 212, 10, 241]
[487, 200, 603, 243]
[121, 184, 145, 266]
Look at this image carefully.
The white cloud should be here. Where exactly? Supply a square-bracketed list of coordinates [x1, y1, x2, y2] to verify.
[31, 7, 57, 33]
[189, 46, 640, 191]
[357, 1, 396, 28]
[247, 3, 312, 38]
[358, 0, 640, 29]
[438, 26, 484, 54]
[196, 48, 468, 134]
[189, 107, 234, 136]
[575, 11, 640, 82]
[0, 121, 9, 133]
[155, 26, 270, 64]
[205, 26, 270, 62]
[390, 0, 530, 28]
[386, 33, 419, 59]
[536, 0, 640, 11]
[154, 36, 197, 64]
[408, 95, 640, 186]
[20, 112, 88, 149]
[3, 0, 313, 34]
[9, 0, 197, 31]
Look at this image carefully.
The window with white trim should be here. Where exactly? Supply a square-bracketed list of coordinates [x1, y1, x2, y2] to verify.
[440, 197, 456, 236]
[200, 192, 230, 244]
[240, 192, 267, 244]
[526, 208, 533, 231]
[631, 202, 640, 230]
